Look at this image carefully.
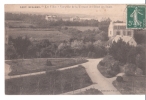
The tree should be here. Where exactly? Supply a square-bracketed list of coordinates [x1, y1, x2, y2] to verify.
[12, 36, 31, 58]
[27, 44, 38, 58]
[134, 30, 146, 44]
[40, 46, 53, 58]
[135, 45, 146, 74]
[5, 44, 17, 59]
[109, 38, 132, 63]
[71, 40, 84, 55]
[127, 47, 137, 64]
[58, 42, 73, 57]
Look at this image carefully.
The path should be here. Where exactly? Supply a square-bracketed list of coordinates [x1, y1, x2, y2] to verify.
[83, 59, 121, 94]
[5, 58, 122, 95]
[62, 58, 121, 95]
[5, 61, 87, 79]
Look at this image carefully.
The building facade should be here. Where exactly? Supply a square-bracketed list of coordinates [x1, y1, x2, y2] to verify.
[108, 22, 134, 38]
[45, 15, 58, 21]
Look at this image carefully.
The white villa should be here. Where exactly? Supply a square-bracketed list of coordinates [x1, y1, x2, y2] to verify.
[106, 22, 137, 47]
[45, 15, 58, 21]
[108, 22, 134, 38]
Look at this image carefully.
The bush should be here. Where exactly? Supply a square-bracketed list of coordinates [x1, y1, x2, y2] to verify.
[107, 61, 120, 77]
[111, 61, 120, 73]
[116, 76, 123, 82]
[107, 68, 118, 77]
[135, 68, 143, 76]
[99, 60, 105, 66]
[124, 63, 137, 76]
[46, 59, 52, 66]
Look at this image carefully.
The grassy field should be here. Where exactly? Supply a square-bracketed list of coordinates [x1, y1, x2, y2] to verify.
[76, 88, 103, 95]
[5, 66, 93, 95]
[7, 30, 71, 42]
[113, 75, 146, 94]
[66, 26, 99, 31]
[6, 58, 88, 76]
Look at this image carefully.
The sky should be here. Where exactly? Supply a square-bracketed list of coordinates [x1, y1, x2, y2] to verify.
[5, 4, 127, 21]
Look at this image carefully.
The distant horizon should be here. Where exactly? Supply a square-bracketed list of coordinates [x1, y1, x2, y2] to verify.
[5, 4, 126, 21]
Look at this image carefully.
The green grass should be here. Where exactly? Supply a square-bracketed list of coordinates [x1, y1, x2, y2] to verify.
[6, 58, 88, 76]
[113, 75, 146, 94]
[7, 30, 71, 42]
[5, 66, 93, 95]
[76, 88, 103, 95]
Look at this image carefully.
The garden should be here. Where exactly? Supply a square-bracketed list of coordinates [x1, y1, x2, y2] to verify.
[5, 65, 93, 95]
[6, 58, 88, 76]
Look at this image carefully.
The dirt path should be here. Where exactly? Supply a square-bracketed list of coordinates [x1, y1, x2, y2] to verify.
[5, 58, 121, 95]
[81, 59, 121, 95]
[5, 61, 87, 79]
[62, 58, 121, 95]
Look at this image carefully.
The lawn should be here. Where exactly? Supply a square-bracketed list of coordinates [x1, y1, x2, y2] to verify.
[6, 58, 88, 76]
[7, 30, 71, 42]
[5, 66, 93, 95]
[67, 26, 99, 31]
[113, 75, 146, 94]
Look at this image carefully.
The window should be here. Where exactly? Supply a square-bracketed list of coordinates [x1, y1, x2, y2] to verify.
[116, 31, 120, 35]
[114, 26, 117, 29]
[123, 31, 126, 35]
[127, 31, 131, 36]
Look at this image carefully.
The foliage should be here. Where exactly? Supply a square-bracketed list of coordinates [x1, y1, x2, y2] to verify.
[27, 44, 38, 58]
[5, 44, 17, 59]
[99, 61, 105, 66]
[46, 60, 52, 66]
[109, 38, 133, 63]
[116, 76, 123, 82]
[113, 76, 146, 94]
[10, 36, 31, 58]
[6, 58, 88, 76]
[97, 55, 121, 78]
[5, 66, 92, 94]
[76, 88, 103, 95]
[124, 63, 137, 76]
[134, 30, 146, 44]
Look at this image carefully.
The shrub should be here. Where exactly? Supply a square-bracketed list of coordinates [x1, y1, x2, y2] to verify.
[99, 60, 105, 66]
[124, 63, 137, 76]
[116, 76, 123, 82]
[107, 68, 118, 77]
[107, 61, 120, 77]
[46, 59, 52, 66]
[111, 61, 120, 73]
[135, 68, 143, 76]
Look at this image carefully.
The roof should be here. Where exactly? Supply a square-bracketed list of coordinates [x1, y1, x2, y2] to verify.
[113, 35, 133, 43]
[106, 35, 136, 46]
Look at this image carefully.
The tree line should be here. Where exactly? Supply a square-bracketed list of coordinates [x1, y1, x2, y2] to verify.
[5, 12, 110, 29]
[108, 38, 146, 74]
[5, 36, 107, 60]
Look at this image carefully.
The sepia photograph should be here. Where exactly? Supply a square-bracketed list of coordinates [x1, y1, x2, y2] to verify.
[4, 4, 146, 95]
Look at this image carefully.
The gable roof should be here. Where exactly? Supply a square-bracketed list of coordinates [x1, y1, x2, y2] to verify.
[106, 35, 137, 46]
